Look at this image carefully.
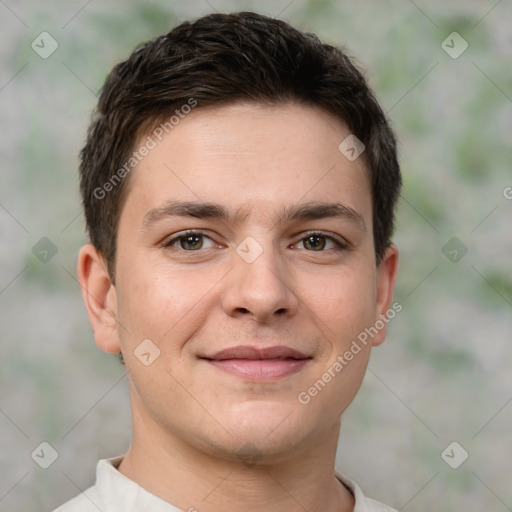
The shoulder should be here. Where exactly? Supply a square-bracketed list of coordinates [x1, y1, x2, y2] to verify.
[357, 496, 399, 512]
[52, 485, 101, 512]
[336, 472, 398, 512]
[52, 456, 124, 512]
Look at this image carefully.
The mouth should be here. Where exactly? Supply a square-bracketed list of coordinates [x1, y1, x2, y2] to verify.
[200, 345, 312, 380]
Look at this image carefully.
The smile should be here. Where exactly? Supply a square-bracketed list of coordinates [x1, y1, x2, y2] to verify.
[201, 345, 312, 380]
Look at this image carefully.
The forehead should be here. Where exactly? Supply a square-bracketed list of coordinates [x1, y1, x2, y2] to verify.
[120, 102, 371, 227]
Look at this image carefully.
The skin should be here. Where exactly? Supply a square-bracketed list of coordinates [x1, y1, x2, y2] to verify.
[78, 102, 398, 512]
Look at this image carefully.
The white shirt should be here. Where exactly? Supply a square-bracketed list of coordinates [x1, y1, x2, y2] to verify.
[54, 456, 397, 512]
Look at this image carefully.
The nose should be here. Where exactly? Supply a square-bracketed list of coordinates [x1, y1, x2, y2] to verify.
[220, 240, 299, 323]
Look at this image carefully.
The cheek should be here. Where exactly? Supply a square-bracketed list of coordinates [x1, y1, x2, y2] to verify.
[115, 264, 220, 353]
[299, 264, 377, 344]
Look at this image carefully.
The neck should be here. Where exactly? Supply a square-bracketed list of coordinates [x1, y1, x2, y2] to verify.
[118, 400, 354, 512]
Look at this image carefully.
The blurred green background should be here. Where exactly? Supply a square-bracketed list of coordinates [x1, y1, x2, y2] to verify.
[0, 0, 511, 510]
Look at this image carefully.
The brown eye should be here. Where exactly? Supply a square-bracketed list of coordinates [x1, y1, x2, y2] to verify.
[164, 231, 215, 251]
[303, 235, 326, 251]
[179, 234, 204, 250]
[298, 232, 347, 252]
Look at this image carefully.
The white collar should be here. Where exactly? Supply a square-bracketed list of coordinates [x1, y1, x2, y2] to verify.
[91, 456, 395, 512]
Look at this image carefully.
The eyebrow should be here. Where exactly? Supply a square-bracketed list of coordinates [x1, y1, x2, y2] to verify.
[141, 200, 366, 231]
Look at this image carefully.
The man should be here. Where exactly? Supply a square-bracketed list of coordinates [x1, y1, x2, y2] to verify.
[56, 11, 401, 512]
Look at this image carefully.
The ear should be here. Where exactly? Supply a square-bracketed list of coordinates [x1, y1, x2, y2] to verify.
[77, 243, 121, 354]
[371, 244, 399, 347]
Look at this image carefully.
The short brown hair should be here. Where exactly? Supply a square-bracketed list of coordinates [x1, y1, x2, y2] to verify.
[79, 11, 401, 280]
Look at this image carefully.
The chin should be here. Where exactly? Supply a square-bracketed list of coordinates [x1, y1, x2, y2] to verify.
[202, 401, 315, 464]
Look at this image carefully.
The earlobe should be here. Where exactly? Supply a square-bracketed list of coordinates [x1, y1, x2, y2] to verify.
[77, 244, 121, 354]
[372, 244, 399, 347]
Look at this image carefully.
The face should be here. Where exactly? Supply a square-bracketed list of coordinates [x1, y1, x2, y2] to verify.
[80, 102, 398, 464]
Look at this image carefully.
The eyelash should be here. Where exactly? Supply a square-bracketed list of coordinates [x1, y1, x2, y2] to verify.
[162, 230, 348, 252]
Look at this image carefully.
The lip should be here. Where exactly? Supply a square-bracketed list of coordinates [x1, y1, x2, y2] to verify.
[206, 345, 309, 361]
[201, 345, 312, 380]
